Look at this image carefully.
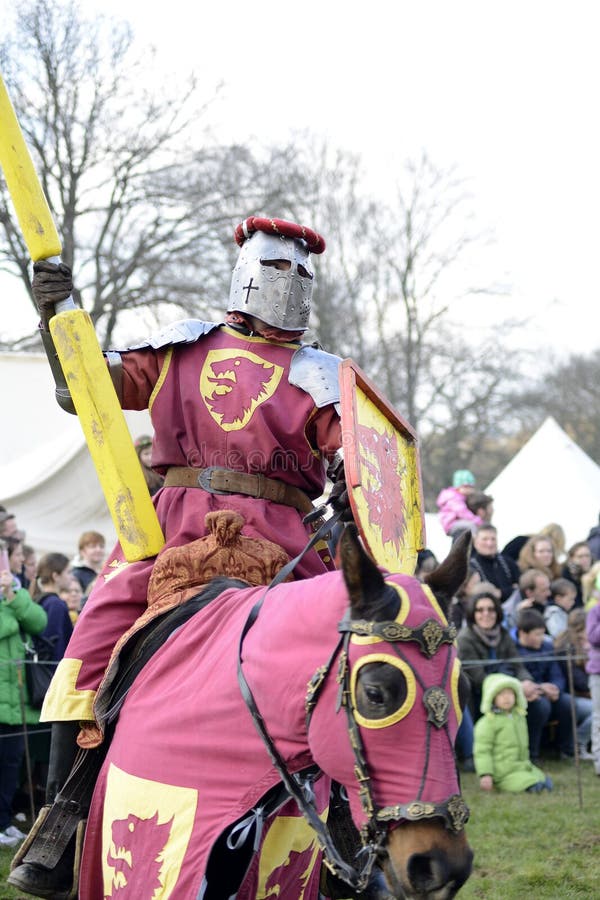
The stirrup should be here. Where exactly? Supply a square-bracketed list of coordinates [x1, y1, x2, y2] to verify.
[9, 808, 85, 900]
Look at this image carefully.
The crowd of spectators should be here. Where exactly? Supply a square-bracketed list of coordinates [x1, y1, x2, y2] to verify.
[1, 463, 599, 843]
[0, 435, 160, 850]
[0, 507, 106, 848]
[434, 469, 600, 792]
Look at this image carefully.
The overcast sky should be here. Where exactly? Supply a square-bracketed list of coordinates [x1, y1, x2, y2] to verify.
[3, 0, 599, 358]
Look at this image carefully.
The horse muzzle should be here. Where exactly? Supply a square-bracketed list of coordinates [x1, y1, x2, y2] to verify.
[382, 821, 474, 899]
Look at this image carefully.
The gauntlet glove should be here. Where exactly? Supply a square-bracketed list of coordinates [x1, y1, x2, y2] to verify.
[32, 260, 73, 329]
[327, 455, 353, 522]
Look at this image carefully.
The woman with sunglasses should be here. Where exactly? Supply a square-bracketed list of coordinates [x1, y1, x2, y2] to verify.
[457, 584, 541, 717]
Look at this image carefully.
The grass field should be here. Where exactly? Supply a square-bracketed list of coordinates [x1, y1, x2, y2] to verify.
[459, 759, 600, 899]
[0, 759, 598, 898]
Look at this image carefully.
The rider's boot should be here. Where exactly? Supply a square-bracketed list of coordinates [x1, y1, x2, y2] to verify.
[8, 722, 82, 899]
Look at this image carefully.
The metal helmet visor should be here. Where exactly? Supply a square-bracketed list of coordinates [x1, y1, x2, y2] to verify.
[228, 231, 314, 331]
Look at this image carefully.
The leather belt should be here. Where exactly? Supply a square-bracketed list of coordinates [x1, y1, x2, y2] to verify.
[164, 466, 315, 516]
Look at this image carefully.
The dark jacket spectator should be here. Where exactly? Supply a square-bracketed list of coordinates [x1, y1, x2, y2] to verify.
[469, 525, 520, 602]
[513, 608, 574, 759]
[501, 535, 530, 562]
[554, 609, 590, 697]
[457, 584, 532, 717]
[561, 542, 593, 608]
[33, 554, 74, 662]
[513, 628, 566, 690]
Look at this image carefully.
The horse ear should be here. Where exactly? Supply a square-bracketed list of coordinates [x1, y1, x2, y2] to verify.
[339, 524, 387, 620]
[423, 530, 472, 616]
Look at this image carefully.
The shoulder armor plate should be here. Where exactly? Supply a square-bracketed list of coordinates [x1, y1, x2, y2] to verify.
[123, 319, 220, 351]
[289, 345, 342, 409]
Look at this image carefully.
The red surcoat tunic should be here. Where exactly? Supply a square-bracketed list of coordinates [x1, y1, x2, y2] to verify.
[53, 326, 341, 708]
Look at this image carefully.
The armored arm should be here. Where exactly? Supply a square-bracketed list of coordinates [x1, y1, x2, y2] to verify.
[32, 260, 76, 413]
[32, 261, 125, 408]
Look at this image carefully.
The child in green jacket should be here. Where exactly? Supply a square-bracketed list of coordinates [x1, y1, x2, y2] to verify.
[474, 672, 553, 793]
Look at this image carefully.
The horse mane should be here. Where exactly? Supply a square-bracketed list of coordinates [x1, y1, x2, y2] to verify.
[194, 576, 252, 604]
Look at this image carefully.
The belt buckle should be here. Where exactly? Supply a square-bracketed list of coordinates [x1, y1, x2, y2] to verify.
[197, 466, 231, 495]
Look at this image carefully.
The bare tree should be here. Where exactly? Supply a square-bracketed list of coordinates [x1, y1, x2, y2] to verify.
[0, 0, 236, 346]
[416, 323, 526, 502]
[511, 349, 600, 464]
[0, 3, 526, 504]
[357, 155, 508, 426]
[285, 149, 521, 499]
[273, 138, 381, 358]
[0, 3, 366, 348]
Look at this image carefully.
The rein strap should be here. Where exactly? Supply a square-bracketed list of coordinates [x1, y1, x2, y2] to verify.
[236, 513, 380, 890]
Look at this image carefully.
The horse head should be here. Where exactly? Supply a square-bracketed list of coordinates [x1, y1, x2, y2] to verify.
[307, 526, 473, 899]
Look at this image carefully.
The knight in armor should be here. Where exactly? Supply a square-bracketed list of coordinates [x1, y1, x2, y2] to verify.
[9, 217, 351, 898]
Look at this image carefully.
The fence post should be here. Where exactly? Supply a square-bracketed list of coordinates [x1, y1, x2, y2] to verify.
[16, 660, 36, 825]
[565, 647, 583, 810]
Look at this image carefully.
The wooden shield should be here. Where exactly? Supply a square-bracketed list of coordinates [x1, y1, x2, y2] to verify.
[340, 359, 425, 573]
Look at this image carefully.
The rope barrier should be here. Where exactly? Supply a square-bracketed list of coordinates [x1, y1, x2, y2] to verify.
[460, 650, 586, 668]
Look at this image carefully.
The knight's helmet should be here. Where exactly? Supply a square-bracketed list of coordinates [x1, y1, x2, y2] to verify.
[228, 216, 326, 332]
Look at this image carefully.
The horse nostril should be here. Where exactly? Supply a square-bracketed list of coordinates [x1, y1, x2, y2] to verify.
[405, 846, 474, 898]
[406, 850, 449, 894]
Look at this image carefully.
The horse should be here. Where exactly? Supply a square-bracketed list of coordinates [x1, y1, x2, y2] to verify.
[76, 526, 473, 899]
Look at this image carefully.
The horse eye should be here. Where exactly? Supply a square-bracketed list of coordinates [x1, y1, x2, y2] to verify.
[364, 685, 385, 705]
[354, 662, 408, 721]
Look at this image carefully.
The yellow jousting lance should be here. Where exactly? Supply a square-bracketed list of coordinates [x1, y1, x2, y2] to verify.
[0, 73, 164, 562]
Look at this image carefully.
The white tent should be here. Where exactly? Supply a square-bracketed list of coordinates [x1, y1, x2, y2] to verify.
[0, 352, 152, 556]
[484, 416, 600, 551]
[423, 513, 452, 564]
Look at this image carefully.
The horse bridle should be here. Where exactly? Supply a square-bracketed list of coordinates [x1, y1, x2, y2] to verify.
[236, 522, 470, 892]
[330, 610, 470, 836]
